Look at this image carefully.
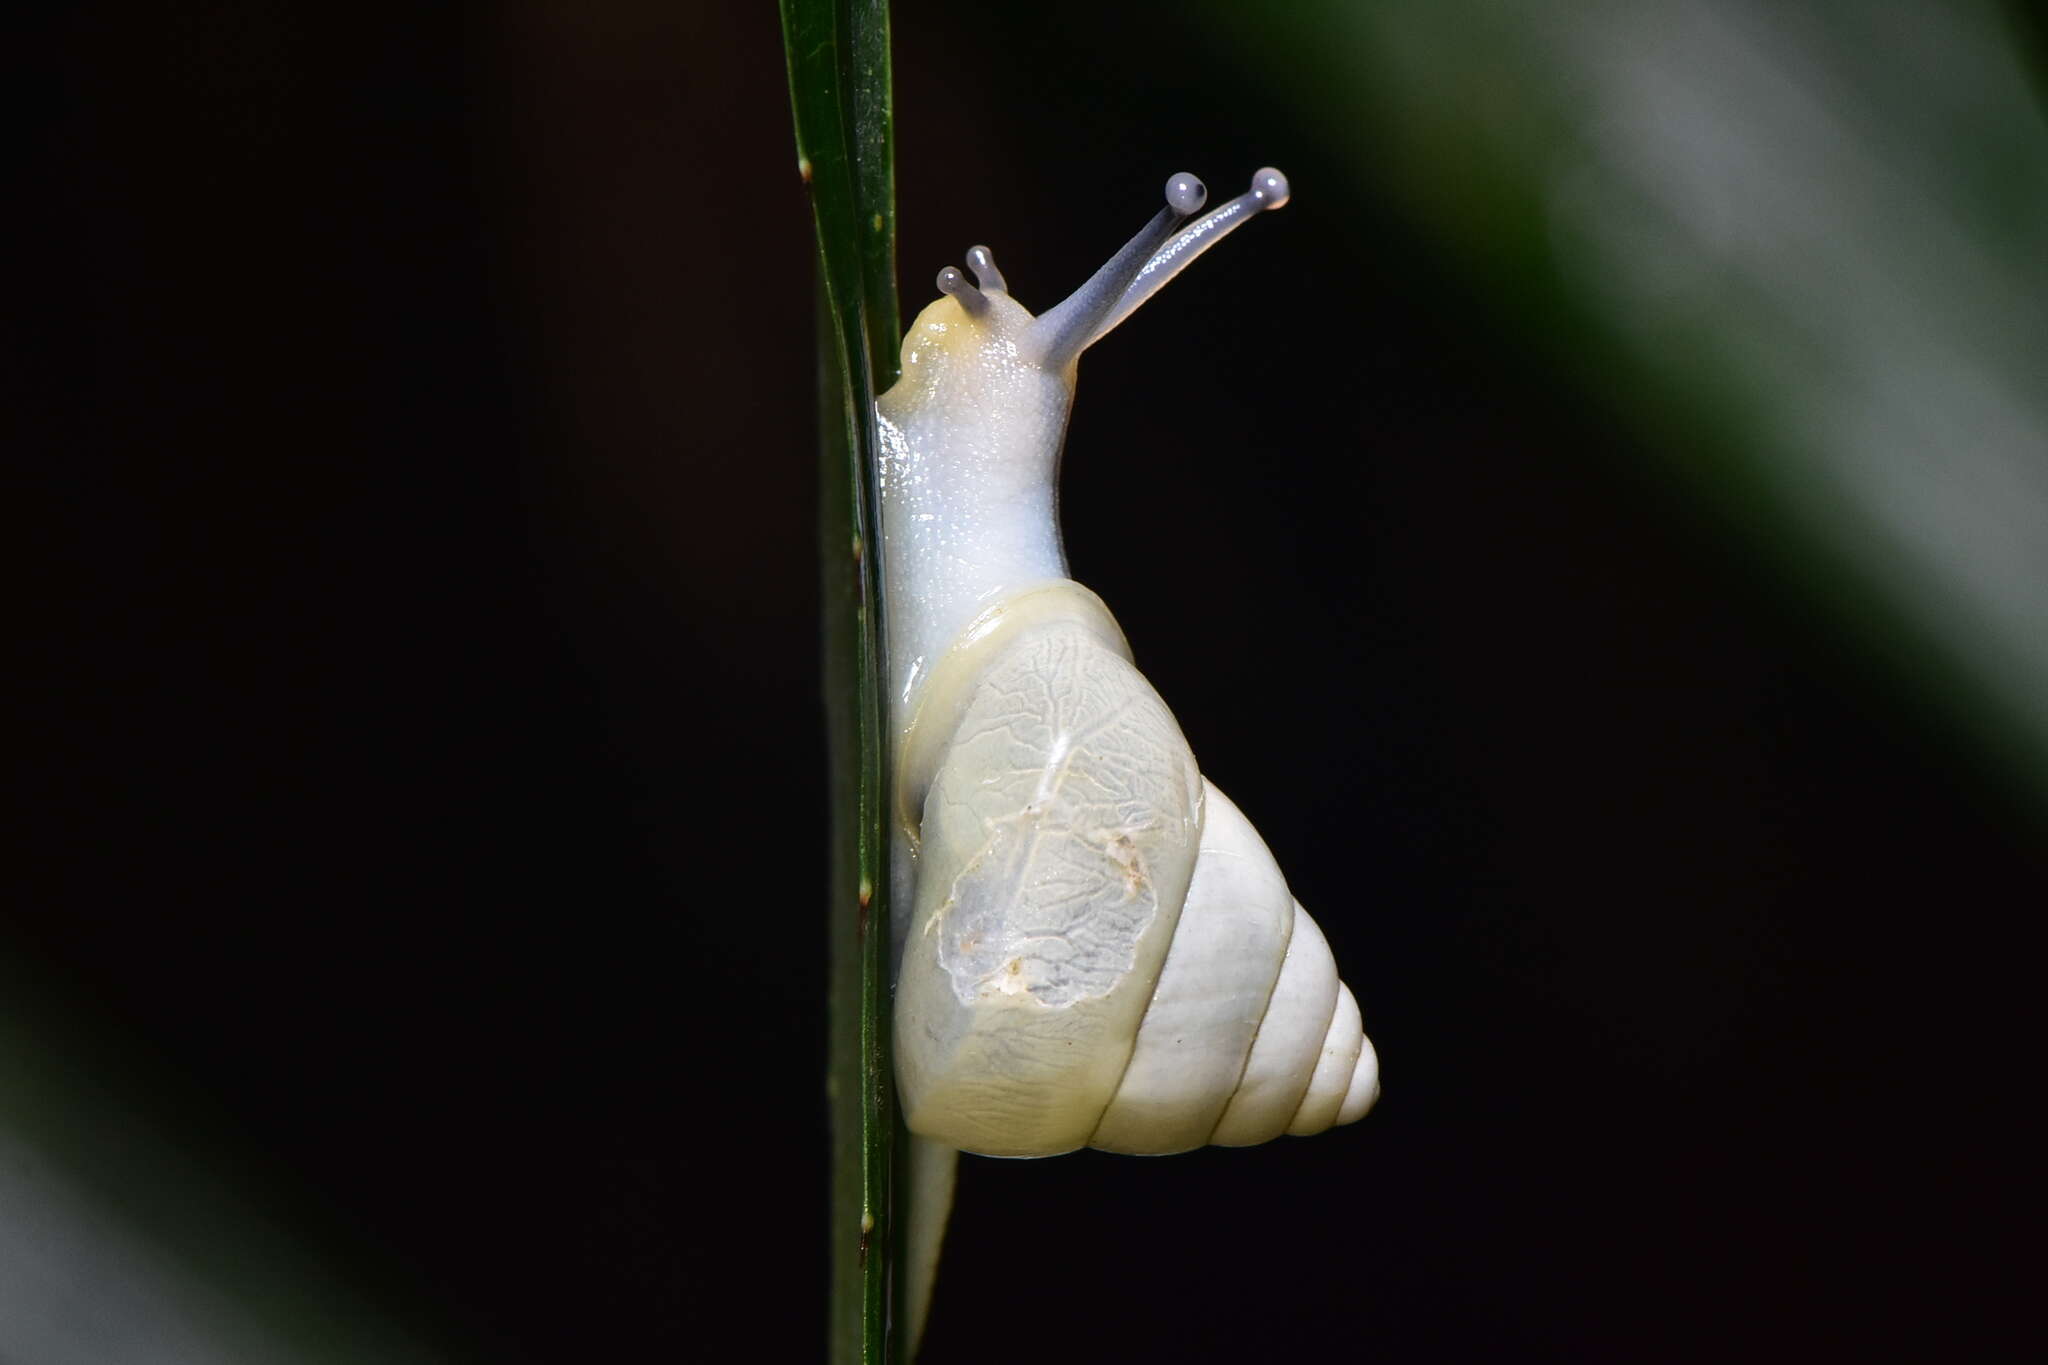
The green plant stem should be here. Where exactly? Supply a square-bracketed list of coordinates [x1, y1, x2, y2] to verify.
[778, 0, 900, 1360]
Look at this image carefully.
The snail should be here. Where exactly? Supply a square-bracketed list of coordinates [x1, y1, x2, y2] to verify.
[879, 168, 1379, 1163]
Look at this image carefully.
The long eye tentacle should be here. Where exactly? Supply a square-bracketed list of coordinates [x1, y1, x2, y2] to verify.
[1030, 167, 1287, 370]
[1028, 171, 1209, 369]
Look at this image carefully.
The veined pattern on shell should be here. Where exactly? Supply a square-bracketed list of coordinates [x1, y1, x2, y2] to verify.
[928, 624, 1198, 1009]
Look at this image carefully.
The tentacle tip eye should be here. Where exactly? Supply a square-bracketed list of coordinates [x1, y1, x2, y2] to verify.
[1164, 172, 1207, 217]
[1250, 167, 1290, 211]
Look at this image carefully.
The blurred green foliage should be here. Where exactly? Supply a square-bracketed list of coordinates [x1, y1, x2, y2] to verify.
[1195, 0, 2048, 811]
[0, 973, 445, 1365]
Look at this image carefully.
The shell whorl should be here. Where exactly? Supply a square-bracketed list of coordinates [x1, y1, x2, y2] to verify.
[892, 583, 1378, 1157]
[1097, 783, 1379, 1154]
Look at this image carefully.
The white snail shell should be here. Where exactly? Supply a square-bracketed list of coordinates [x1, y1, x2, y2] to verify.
[879, 168, 1377, 1160]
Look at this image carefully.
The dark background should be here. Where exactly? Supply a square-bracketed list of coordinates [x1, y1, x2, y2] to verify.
[18, 2, 2042, 1361]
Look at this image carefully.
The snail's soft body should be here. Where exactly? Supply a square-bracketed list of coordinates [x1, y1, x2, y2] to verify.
[878, 170, 1378, 1165]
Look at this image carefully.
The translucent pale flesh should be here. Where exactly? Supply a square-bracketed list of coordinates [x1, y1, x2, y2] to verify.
[894, 605, 1202, 1157]
[901, 1134, 956, 1349]
[1287, 984, 1364, 1136]
[1208, 903, 1341, 1147]
[877, 291, 1074, 713]
[1089, 782, 1294, 1155]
